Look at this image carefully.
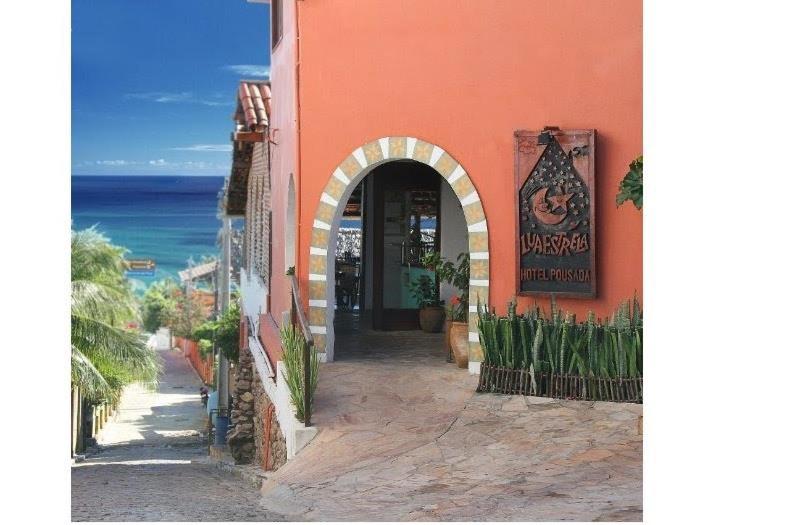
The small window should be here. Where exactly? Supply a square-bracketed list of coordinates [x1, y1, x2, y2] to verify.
[271, 0, 283, 49]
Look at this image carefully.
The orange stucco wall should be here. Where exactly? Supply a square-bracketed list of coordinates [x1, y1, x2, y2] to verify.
[286, 0, 641, 319]
[259, 0, 298, 353]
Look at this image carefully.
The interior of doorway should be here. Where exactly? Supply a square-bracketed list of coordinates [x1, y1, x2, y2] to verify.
[333, 160, 469, 356]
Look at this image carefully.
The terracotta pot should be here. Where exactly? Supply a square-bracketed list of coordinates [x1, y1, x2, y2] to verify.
[419, 306, 446, 333]
[443, 319, 453, 357]
[449, 321, 469, 368]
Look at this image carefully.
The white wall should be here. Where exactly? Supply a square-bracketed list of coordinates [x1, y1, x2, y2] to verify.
[154, 328, 172, 350]
[439, 181, 468, 302]
[240, 270, 268, 334]
[248, 335, 317, 459]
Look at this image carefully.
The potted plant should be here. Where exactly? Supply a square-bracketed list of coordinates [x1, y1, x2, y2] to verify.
[446, 296, 469, 368]
[408, 274, 445, 332]
[443, 299, 454, 361]
[423, 252, 470, 367]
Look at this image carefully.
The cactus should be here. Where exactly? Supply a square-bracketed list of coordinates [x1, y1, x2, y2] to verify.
[475, 297, 643, 382]
[558, 323, 569, 374]
[531, 319, 543, 371]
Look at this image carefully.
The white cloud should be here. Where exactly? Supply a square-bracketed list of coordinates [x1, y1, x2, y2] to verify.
[197, 99, 228, 107]
[170, 144, 232, 152]
[124, 91, 227, 107]
[125, 92, 193, 103]
[146, 159, 228, 170]
[223, 64, 271, 78]
[94, 160, 135, 166]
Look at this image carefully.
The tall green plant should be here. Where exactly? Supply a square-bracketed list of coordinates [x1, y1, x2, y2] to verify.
[280, 323, 319, 422]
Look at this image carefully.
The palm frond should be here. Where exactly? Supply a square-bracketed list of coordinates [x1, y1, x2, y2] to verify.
[72, 279, 139, 325]
[71, 314, 161, 382]
[71, 345, 112, 402]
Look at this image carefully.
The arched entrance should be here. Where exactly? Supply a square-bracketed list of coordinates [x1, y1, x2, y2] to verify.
[307, 137, 489, 373]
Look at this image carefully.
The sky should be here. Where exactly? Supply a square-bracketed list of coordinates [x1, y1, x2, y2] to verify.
[72, 0, 270, 176]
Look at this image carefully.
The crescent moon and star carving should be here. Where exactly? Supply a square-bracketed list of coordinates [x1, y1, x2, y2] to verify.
[531, 186, 574, 226]
[520, 138, 590, 232]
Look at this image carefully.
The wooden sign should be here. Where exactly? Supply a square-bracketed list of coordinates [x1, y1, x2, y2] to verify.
[124, 258, 156, 277]
[515, 128, 596, 297]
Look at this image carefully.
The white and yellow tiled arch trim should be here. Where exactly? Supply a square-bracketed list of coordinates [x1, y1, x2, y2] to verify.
[308, 137, 489, 371]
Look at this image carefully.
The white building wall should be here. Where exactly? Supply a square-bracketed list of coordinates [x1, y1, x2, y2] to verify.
[248, 334, 317, 459]
[439, 181, 469, 302]
[240, 269, 269, 334]
[154, 328, 172, 350]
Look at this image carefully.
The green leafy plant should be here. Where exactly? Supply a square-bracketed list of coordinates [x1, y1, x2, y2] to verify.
[190, 301, 242, 363]
[408, 274, 442, 308]
[616, 155, 643, 209]
[280, 323, 320, 422]
[140, 278, 179, 333]
[422, 252, 470, 319]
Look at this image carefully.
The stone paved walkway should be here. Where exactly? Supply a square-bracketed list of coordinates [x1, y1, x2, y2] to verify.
[71, 346, 285, 522]
[259, 317, 643, 521]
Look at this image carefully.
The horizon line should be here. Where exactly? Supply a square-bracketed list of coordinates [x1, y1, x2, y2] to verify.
[72, 173, 227, 177]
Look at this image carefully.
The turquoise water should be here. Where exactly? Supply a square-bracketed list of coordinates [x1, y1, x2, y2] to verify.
[71, 175, 225, 290]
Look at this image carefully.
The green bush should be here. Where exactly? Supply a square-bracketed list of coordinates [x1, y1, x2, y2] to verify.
[477, 295, 642, 389]
[140, 279, 179, 333]
[190, 301, 241, 362]
[280, 323, 319, 423]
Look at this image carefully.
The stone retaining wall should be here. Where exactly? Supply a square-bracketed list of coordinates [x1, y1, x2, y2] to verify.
[228, 345, 286, 469]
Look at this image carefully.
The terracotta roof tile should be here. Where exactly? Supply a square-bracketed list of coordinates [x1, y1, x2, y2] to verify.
[235, 81, 270, 131]
[224, 81, 270, 216]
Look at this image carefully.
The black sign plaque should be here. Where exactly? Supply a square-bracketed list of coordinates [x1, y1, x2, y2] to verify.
[515, 129, 596, 297]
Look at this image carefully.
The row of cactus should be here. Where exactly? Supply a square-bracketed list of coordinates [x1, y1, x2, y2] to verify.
[477, 295, 642, 390]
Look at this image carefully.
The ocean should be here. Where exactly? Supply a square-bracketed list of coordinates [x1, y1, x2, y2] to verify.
[71, 175, 225, 290]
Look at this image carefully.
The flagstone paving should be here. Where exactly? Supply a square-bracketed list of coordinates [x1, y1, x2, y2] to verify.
[259, 320, 643, 521]
[72, 321, 642, 521]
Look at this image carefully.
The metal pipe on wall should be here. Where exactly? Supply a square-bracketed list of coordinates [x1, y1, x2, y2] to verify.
[215, 216, 232, 445]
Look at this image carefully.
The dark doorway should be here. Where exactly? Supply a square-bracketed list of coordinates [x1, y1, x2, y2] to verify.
[371, 161, 441, 330]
